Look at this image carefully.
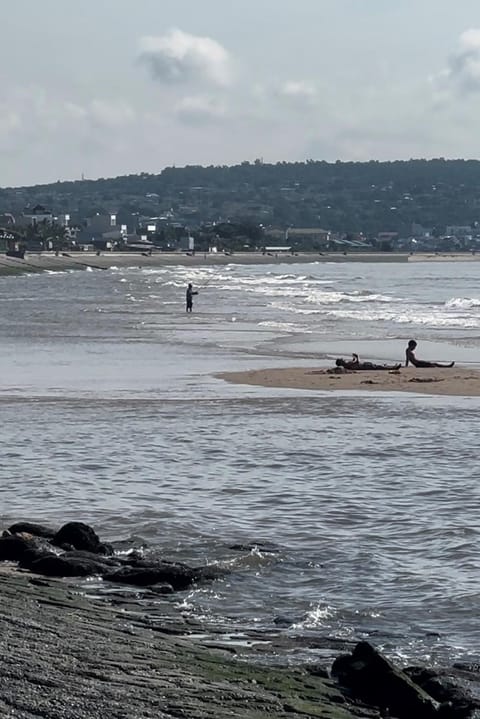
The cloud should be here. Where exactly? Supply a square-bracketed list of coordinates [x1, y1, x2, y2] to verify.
[138, 29, 232, 87]
[435, 28, 480, 96]
[0, 88, 138, 168]
[174, 95, 228, 125]
[278, 81, 317, 104]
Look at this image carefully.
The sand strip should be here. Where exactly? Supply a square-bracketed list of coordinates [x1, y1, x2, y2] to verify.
[217, 366, 480, 397]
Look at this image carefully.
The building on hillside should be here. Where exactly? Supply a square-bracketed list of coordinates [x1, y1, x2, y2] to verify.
[265, 227, 331, 249]
[23, 205, 53, 225]
[86, 212, 118, 234]
[446, 225, 474, 238]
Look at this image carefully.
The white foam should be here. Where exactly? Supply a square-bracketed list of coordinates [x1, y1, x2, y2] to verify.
[445, 297, 480, 309]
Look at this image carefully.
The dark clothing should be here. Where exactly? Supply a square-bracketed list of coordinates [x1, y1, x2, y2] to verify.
[336, 356, 401, 371]
[344, 360, 400, 371]
[186, 287, 198, 312]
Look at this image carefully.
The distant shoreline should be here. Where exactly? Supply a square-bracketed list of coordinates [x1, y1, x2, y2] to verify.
[1, 250, 480, 276]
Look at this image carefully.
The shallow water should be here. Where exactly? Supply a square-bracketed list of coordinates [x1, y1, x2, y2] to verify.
[1, 261, 480, 667]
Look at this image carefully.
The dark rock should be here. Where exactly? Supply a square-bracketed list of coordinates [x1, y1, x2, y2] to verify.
[0, 534, 37, 561]
[8, 522, 57, 539]
[405, 666, 480, 718]
[18, 548, 59, 570]
[331, 641, 440, 718]
[103, 563, 198, 590]
[103, 561, 225, 591]
[29, 554, 110, 577]
[62, 550, 121, 567]
[52, 522, 113, 555]
[97, 542, 115, 556]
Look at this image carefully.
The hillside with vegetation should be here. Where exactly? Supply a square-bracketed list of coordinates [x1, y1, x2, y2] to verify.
[2, 159, 480, 236]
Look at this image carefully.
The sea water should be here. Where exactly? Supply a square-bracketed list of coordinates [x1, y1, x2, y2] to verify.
[0, 260, 479, 667]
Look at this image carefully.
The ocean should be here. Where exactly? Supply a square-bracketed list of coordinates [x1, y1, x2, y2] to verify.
[1, 259, 479, 668]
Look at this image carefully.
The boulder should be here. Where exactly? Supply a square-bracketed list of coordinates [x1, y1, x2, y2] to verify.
[18, 548, 59, 570]
[52, 522, 113, 555]
[8, 522, 57, 539]
[331, 641, 440, 718]
[0, 534, 38, 562]
[104, 560, 226, 591]
[28, 554, 110, 578]
[405, 666, 480, 718]
[103, 563, 199, 590]
[62, 550, 121, 567]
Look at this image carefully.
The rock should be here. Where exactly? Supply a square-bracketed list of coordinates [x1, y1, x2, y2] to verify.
[52, 522, 113, 555]
[103, 563, 198, 590]
[29, 554, 110, 578]
[405, 666, 480, 718]
[331, 641, 440, 718]
[8, 522, 57, 539]
[0, 534, 38, 561]
[18, 548, 59, 570]
[62, 550, 121, 567]
[103, 561, 225, 591]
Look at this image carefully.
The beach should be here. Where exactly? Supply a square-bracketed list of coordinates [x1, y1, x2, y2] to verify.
[2, 256, 480, 707]
[3, 250, 480, 277]
[217, 365, 480, 396]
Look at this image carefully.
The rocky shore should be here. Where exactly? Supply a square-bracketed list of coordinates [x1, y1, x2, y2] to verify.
[1, 521, 479, 718]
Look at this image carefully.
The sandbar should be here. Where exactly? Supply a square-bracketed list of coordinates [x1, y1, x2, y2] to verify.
[217, 365, 480, 397]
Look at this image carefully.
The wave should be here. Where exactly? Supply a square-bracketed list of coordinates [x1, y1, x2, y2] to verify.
[325, 307, 480, 328]
[258, 321, 311, 333]
[445, 297, 480, 309]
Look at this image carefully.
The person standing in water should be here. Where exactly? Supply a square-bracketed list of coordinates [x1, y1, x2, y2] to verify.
[405, 340, 454, 368]
[186, 283, 198, 313]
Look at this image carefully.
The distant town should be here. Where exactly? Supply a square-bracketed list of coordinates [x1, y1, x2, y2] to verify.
[2, 158, 480, 256]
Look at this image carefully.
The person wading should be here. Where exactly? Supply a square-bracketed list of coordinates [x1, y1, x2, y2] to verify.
[186, 283, 198, 313]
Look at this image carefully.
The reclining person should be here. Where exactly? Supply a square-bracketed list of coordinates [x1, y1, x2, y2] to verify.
[335, 354, 401, 371]
[405, 340, 454, 368]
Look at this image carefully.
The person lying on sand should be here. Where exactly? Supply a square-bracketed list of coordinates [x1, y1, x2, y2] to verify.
[405, 340, 454, 368]
[335, 354, 401, 371]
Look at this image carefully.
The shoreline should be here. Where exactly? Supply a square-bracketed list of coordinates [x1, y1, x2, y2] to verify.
[0, 564, 476, 718]
[217, 365, 480, 397]
[1, 250, 480, 276]
[0, 566, 378, 718]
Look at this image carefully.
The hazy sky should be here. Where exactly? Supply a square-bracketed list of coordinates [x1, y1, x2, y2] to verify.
[2, 0, 480, 186]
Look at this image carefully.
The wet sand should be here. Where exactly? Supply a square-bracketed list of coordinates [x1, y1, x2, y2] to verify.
[217, 365, 480, 397]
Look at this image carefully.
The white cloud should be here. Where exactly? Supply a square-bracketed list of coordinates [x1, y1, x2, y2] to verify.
[174, 95, 228, 125]
[138, 29, 232, 87]
[435, 28, 480, 96]
[279, 81, 317, 102]
[0, 88, 138, 172]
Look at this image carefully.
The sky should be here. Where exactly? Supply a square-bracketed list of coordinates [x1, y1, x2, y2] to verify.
[2, 0, 480, 186]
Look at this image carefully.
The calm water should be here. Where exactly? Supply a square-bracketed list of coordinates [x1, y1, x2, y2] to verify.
[1, 260, 480, 667]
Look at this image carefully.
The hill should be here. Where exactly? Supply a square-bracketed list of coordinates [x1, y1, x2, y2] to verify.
[2, 158, 480, 235]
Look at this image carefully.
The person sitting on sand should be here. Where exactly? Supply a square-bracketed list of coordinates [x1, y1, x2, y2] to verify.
[405, 340, 454, 368]
[335, 354, 401, 371]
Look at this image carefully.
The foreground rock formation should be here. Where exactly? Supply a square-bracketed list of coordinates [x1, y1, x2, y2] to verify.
[0, 521, 225, 592]
[1, 521, 478, 718]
